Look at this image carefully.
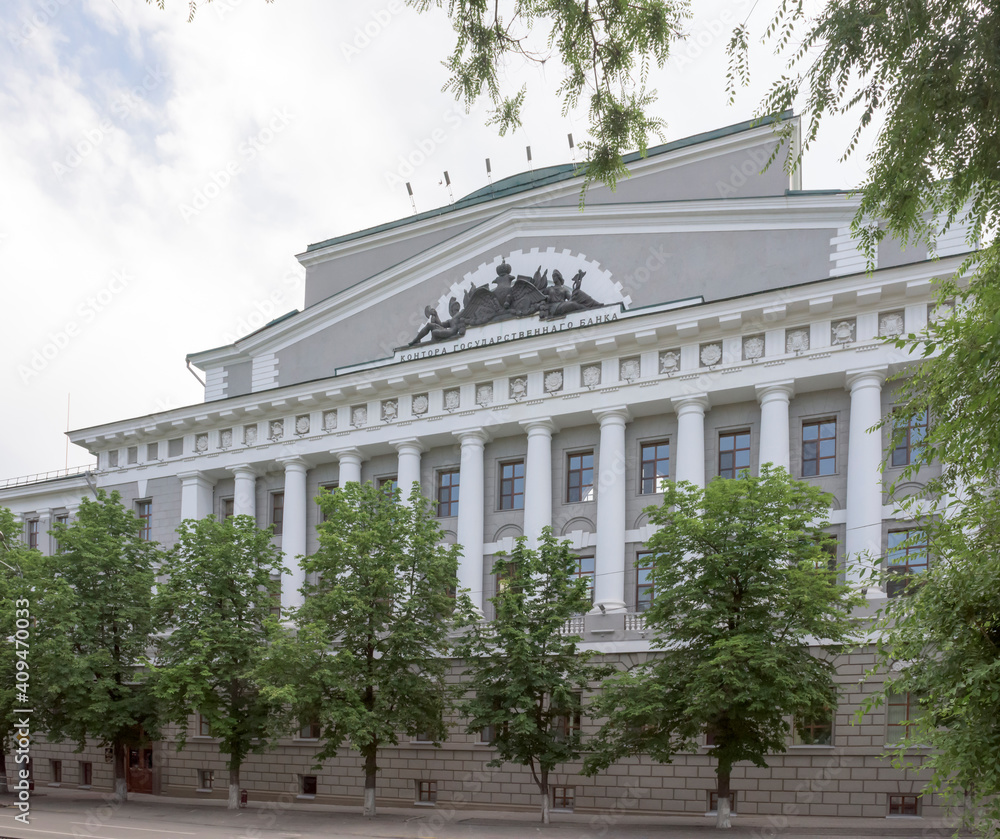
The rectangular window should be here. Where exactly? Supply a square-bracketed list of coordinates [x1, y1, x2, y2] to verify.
[27, 519, 39, 551]
[416, 780, 437, 803]
[886, 529, 928, 597]
[108, 449, 119, 468]
[572, 554, 595, 604]
[498, 460, 525, 510]
[496, 559, 520, 595]
[412, 728, 436, 744]
[299, 719, 320, 740]
[146, 442, 158, 461]
[221, 498, 234, 520]
[636, 551, 655, 612]
[378, 476, 398, 495]
[198, 769, 214, 791]
[300, 775, 318, 796]
[50, 759, 62, 784]
[566, 450, 595, 503]
[888, 794, 919, 816]
[892, 410, 928, 467]
[127, 446, 138, 465]
[79, 761, 92, 786]
[271, 492, 284, 536]
[318, 482, 338, 523]
[167, 437, 183, 458]
[437, 469, 460, 517]
[640, 440, 670, 494]
[719, 430, 751, 478]
[708, 791, 737, 813]
[479, 723, 495, 744]
[136, 501, 152, 541]
[886, 690, 921, 741]
[802, 419, 837, 476]
[198, 714, 211, 737]
[551, 786, 575, 811]
[553, 694, 582, 743]
[54, 514, 68, 554]
[793, 709, 833, 745]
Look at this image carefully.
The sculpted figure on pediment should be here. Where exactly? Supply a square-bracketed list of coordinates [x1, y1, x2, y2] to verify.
[409, 298, 467, 346]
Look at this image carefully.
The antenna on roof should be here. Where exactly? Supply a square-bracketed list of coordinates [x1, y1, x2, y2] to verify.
[486, 158, 495, 197]
[568, 132, 576, 163]
[440, 171, 454, 204]
[405, 182, 417, 215]
[526, 145, 533, 174]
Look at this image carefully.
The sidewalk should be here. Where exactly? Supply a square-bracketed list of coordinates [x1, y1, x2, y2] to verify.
[0, 786, 967, 839]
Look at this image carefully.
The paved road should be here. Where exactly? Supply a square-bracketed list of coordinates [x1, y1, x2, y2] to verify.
[0, 789, 965, 839]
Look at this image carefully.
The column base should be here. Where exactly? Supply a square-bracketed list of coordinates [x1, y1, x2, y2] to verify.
[589, 599, 627, 615]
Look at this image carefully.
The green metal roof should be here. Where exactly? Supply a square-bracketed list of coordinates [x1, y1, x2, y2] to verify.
[305, 111, 795, 253]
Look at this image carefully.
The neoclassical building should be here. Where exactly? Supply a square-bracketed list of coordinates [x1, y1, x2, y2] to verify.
[2, 115, 965, 821]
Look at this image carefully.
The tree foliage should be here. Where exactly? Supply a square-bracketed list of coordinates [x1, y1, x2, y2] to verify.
[585, 468, 860, 828]
[38, 490, 161, 802]
[146, 0, 689, 192]
[259, 482, 460, 817]
[149, 514, 286, 809]
[456, 529, 610, 824]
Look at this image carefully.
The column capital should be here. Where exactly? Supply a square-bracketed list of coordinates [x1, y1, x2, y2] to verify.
[227, 463, 260, 479]
[845, 366, 888, 392]
[593, 406, 631, 426]
[454, 428, 491, 446]
[671, 393, 710, 414]
[519, 418, 558, 436]
[755, 380, 795, 403]
[276, 456, 310, 474]
[331, 447, 366, 464]
[177, 470, 216, 487]
[34, 507, 53, 518]
[390, 437, 426, 455]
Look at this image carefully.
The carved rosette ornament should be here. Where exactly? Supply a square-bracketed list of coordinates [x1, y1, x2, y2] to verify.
[619, 357, 641, 382]
[244, 425, 258, 446]
[351, 406, 367, 428]
[412, 394, 429, 416]
[195, 433, 209, 452]
[544, 370, 564, 394]
[220, 429, 233, 448]
[475, 383, 493, 406]
[509, 376, 528, 401]
[269, 420, 284, 441]
[742, 336, 765, 361]
[659, 350, 680, 374]
[879, 312, 905, 338]
[832, 320, 856, 345]
[323, 410, 338, 432]
[444, 389, 461, 411]
[381, 399, 398, 422]
[785, 329, 810, 354]
[295, 415, 311, 435]
[700, 343, 723, 367]
[582, 364, 602, 388]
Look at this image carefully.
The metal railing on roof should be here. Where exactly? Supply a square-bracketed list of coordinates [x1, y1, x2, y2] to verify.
[0, 466, 95, 490]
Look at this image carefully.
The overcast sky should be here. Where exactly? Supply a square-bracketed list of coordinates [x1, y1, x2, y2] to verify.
[0, 0, 872, 481]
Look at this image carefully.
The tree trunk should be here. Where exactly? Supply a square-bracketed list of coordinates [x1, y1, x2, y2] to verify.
[716, 765, 732, 829]
[539, 768, 550, 824]
[0, 749, 8, 794]
[363, 748, 377, 818]
[228, 764, 240, 810]
[112, 741, 127, 803]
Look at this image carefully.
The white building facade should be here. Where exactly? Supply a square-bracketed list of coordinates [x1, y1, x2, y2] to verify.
[1, 116, 963, 820]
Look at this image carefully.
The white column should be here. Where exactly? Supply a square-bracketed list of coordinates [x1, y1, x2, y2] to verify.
[592, 407, 630, 614]
[845, 368, 888, 596]
[671, 394, 709, 488]
[334, 448, 364, 485]
[393, 439, 424, 502]
[229, 464, 258, 519]
[455, 429, 488, 612]
[756, 381, 794, 473]
[35, 508, 52, 556]
[278, 457, 309, 613]
[520, 419, 556, 546]
[178, 471, 215, 520]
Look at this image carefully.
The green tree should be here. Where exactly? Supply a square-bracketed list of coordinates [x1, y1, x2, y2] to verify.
[260, 482, 460, 817]
[148, 514, 286, 809]
[584, 467, 860, 828]
[147, 0, 689, 191]
[0, 508, 43, 796]
[456, 529, 609, 824]
[38, 490, 161, 803]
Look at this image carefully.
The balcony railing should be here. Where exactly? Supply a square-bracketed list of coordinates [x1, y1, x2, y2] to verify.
[0, 466, 95, 490]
